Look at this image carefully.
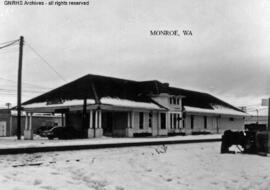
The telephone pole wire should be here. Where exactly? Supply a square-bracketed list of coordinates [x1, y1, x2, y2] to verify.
[17, 36, 24, 140]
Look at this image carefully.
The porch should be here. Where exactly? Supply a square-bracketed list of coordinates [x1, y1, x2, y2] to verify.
[22, 98, 167, 139]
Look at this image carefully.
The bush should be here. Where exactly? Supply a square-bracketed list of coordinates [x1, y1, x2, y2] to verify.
[168, 132, 186, 136]
[133, 132, 152, 137]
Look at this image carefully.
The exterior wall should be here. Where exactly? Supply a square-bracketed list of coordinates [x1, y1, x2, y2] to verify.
[152, 94, 170, 108]
[184, 115, 191, 134]
[194, 115, 204, 130]
[91, 110, 161, 138]
[205, 117, 217, 132]
[157, 112, 168, 136]
[168, 111, 183, 133]
[152, 93, 182, 112]
[130, 111, 161, 136]
[151, 112, 159, 136]
[112, 112, 128, 137]
[133, 111, 150, 133]
[218, 117, 244, 133]
[152, 94, 183, 135]
[184, 114, 244, 134]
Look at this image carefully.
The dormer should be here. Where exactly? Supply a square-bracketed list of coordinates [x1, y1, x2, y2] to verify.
[151, 93, 184, 111]
[168, 95, 184, 111]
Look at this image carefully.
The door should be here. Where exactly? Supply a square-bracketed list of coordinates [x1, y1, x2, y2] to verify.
[0, 121, 7, 136]
[103, 112, 113, 136]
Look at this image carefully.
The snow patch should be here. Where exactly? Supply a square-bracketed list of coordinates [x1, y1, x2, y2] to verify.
[23, 99, 96, 109]
[100, 97, 163, 110]
[185, 105, 248, 117]
[0, 143, 269, 190]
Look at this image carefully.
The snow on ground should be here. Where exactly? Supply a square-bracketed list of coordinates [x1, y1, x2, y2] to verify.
[0, 134, 221, 149]
[0, 142, 269, 190]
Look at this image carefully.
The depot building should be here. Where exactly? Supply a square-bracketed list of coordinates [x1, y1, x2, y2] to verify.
[21, 74, 248, 139]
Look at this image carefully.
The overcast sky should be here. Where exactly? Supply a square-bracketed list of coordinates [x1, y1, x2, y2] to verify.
[0, 0, 269, 108]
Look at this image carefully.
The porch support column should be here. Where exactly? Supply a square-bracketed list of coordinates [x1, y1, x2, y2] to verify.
[95, 110, 98, 128]
[24, 112, 33, 140]
[89, 110, 93, 129]
[25, 113, 28, 130]
[98, 110, 102, 129]
[94, 110, 103, 138]
[87, 110, 94, 138]
[29, 113, 33, 130]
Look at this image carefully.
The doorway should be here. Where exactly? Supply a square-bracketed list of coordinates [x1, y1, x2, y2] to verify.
[102, 112, 113, 136]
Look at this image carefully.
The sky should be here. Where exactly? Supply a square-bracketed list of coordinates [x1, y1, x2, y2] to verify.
[0, 0, 269, 109]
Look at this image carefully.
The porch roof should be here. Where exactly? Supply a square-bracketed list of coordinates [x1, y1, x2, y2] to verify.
[184, 105, 249, 117]
[23, 98, 164, 112]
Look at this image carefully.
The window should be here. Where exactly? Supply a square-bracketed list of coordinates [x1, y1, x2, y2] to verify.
[170, 96, 180, 105]
[229, 117, 234, 121]
[191, 115, 194, 129]
[176, 98, 180, 105]
[139, 112, 144, 129]
[160, 113, 166, 129]
[173, 97, 176, 104]
[204, 116, 207, 129]
[149, 112, 152, 128]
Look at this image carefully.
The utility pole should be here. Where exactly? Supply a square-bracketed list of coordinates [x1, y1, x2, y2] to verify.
[268, 97, 270, 131]
[17, 36, 24, 140]
[255, 109, 259, 125]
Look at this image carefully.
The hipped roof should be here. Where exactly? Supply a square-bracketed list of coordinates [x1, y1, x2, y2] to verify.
[22, 74, 244, 113]
[23, 74, 166, 105]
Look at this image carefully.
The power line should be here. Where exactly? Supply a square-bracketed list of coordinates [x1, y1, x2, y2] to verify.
[0, 39, 19, 50]
[0, 88, 46, 93]
[0, 46, 18, 54]
[0, 84, 47, 91]
[0, 91, 41, 95]
[0, 77, 51, 90]
[25, 42, 66, 83]
[0, 39, 19, 46]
